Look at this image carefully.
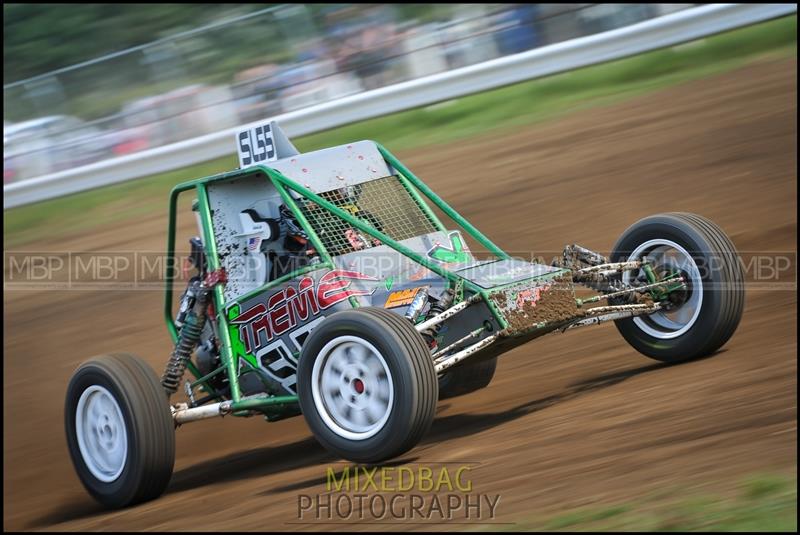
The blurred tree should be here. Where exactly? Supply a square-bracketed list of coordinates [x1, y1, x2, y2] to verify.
[3, 3, 453, 83]
[3, 3, 269, 82]
[3, 2, 454, 121]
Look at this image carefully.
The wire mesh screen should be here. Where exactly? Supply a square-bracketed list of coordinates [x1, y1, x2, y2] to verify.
[297, 175, 439, 256]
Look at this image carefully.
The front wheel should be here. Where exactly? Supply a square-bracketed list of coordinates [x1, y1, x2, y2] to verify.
[65, 353, 175, 508]
[610, 212, 745, 363]
[297, 307, 438, 463]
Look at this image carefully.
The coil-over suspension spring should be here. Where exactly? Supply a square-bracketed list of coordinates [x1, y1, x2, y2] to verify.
[162, 280, 211, 396]
[575, 273, 627, 295]
[420, 287, 455, 347]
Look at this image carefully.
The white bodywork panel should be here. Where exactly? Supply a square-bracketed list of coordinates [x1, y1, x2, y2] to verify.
[268, 140, 392, 194]
[214, 121, 396, 301]
[206, 172, 283, 301]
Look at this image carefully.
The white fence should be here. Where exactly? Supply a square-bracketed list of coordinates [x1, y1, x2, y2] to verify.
[4, 3, 796, 209]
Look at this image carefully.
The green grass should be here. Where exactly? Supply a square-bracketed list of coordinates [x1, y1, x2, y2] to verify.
[506, 473, 797, 532]
[544, 505, 632, 530]
[4, 15, 797, 248]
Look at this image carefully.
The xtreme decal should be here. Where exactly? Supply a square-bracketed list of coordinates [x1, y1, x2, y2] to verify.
[228, 269, 378, 357]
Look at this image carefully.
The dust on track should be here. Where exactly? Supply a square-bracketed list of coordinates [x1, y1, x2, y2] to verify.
[4, 58, 796, 531]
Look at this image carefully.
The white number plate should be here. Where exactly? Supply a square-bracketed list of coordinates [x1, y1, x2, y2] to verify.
[236, 123, 277, 168]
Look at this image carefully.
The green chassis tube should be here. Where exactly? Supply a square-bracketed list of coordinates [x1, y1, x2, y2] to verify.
[163, 143, 674, 416]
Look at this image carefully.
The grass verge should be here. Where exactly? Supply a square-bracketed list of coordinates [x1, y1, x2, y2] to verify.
[4, 15, 797, 248]
[507, 473, 797, 532]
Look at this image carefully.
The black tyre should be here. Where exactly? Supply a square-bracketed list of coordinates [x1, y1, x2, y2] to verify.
[65, 353, 175, 508]
[438, 357, 497, 399]
[610, 212, 745, 363]
[297, 307, 437, 463]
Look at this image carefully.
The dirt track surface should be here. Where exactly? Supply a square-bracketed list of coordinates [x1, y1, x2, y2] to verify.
[4, 58, 797, 531]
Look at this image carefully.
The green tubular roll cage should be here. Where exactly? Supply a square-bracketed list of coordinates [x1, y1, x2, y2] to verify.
[163, 143, 521, 412]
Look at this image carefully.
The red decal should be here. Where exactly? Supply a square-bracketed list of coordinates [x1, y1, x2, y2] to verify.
[283, 286, 298, 325]
[231, 269, 376, 353]
[317, 269, 377, 309]
[229, 303, 266, 354]
[251, 313, 271, 349]
[268, 290, 292, 336]
[291, 276, 318, 320]
[229, 303, 266, 324]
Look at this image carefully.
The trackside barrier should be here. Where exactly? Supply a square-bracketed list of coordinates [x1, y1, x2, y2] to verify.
[4, 3, 795, 209]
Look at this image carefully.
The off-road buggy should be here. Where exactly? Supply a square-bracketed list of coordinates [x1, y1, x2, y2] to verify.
[65, 122, 744, 507]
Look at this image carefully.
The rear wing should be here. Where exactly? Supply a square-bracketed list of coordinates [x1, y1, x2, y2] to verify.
[236, 120, 299, 167]
[237, 120, 393, 195]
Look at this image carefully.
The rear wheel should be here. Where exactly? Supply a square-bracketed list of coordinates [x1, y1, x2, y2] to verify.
[297, 307, 437, 463]
[65, 353, 175, 508]
[610, 212, 745, 363]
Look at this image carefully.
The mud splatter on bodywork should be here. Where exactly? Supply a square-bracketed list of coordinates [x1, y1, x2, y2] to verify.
[490, 275, 584, 334]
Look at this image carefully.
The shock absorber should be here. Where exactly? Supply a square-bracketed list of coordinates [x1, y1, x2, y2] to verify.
[162, 279, 211, 396]
[574, 272, 628, 295]
[420, 287, 454, 350]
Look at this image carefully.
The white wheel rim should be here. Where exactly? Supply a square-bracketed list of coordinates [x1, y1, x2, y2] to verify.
[311, 335, 394, 440]
[623, 239, 703, 340]
[75, 385, 128, 482]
